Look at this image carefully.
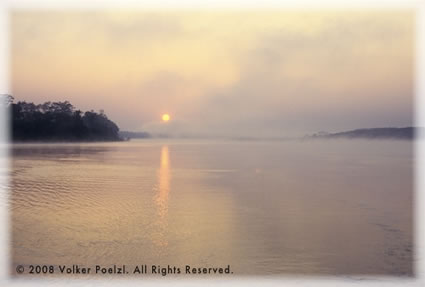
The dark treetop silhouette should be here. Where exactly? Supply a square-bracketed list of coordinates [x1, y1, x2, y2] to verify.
[3, 95, 121, 142]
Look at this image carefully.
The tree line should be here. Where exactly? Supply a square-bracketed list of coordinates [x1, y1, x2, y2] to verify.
[2, 95, 121, 141]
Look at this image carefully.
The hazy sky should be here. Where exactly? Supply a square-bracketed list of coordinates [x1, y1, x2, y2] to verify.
[11, 11, 413, 137]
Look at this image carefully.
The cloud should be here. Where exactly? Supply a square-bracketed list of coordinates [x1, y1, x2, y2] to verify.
[183, 12, 414, 137]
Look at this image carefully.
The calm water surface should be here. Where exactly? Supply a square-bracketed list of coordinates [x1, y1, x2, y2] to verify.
[10, 139, 413, 276]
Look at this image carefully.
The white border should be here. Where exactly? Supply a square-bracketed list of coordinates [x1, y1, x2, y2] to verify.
[0, 0, 10, 286]
[0, 1, 424, 286]
[415, 0, 425, 283]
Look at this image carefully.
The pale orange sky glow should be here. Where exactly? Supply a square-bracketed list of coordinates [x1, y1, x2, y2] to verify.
[11, 11, 414, 137]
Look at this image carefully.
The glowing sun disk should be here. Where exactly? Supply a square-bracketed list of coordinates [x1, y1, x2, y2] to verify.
[162, 114, 170, 122]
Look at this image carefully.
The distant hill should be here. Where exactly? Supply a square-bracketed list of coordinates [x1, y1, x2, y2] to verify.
[310, 127, 420, 140]
[119, 131, 152, 139]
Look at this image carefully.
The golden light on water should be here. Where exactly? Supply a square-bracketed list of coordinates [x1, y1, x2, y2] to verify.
[158, 145, 170, 206]
[153, 145, 170, 247]
[162, 114, 170, 122]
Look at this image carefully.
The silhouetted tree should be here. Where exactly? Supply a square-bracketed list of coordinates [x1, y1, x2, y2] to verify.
[0, 94, 14, 107]
[2, 95, 121, 142]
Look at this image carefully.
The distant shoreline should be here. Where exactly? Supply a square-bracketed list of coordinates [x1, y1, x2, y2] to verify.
[307, 127, 420, 140]
[7, 127, 422, 144]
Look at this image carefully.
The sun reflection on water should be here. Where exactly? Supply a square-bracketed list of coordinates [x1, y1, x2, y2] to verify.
[153, 145, 170, 247]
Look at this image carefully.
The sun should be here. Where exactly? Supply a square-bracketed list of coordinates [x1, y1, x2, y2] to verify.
[162, 114, 170, 122]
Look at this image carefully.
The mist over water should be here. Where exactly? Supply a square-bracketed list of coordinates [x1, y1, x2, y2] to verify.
[10, 139, 413, 276]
